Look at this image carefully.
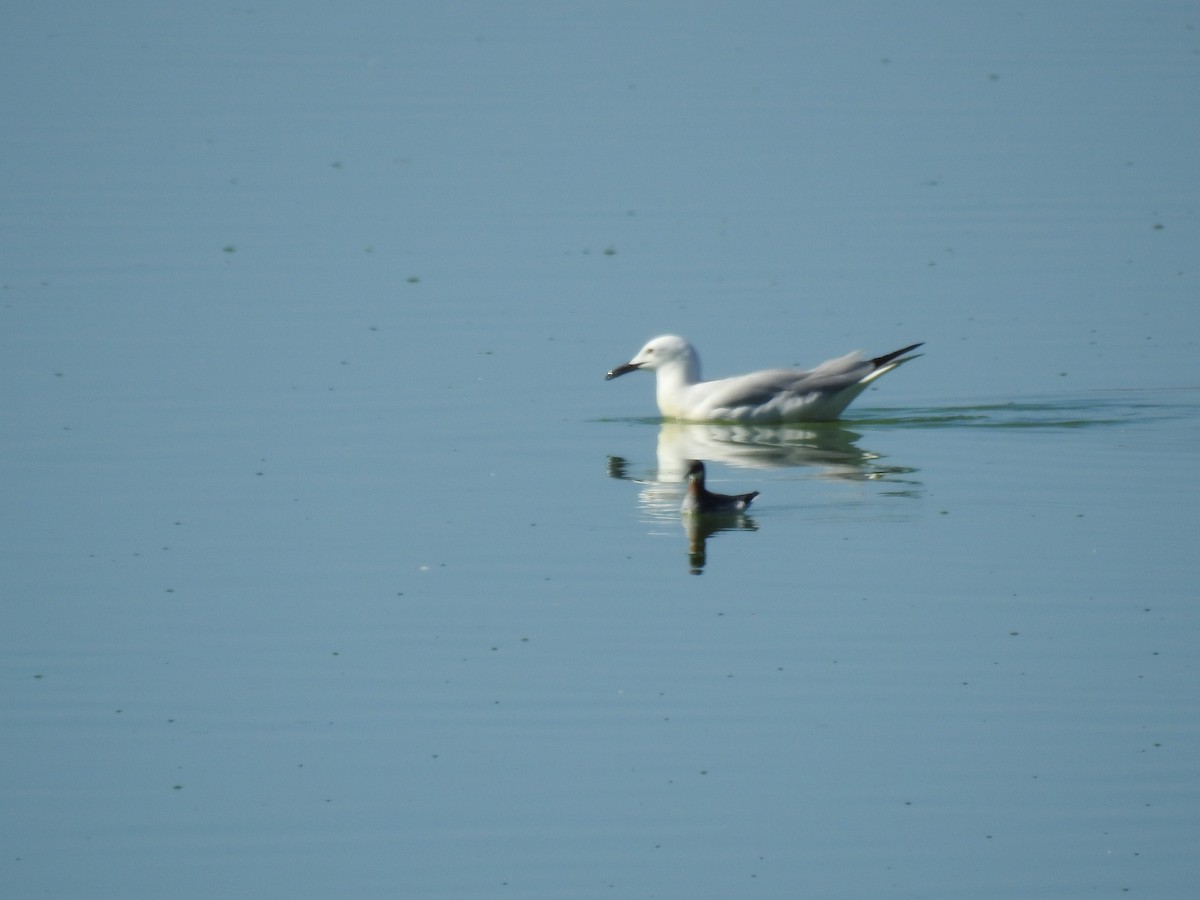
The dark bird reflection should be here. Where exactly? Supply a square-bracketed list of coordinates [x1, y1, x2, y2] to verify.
[682, 502, 758, 574]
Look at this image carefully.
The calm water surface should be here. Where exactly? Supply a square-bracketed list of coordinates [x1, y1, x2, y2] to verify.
[3, 3, 1198, 898]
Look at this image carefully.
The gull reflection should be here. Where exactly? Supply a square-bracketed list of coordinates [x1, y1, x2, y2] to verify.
[653, 421, 908, 482]
[607, 421, 921, 573]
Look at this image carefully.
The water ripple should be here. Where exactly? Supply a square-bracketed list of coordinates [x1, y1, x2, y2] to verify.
[851, 389, 1200, 430]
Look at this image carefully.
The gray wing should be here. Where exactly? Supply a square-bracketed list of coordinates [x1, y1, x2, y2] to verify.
[700, 352, 871, 409]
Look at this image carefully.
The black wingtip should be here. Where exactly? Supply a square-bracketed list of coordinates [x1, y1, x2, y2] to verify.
[871, 342, 924, 368]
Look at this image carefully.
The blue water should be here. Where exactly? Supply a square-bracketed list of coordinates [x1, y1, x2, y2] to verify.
[3, 3, 1198, 898]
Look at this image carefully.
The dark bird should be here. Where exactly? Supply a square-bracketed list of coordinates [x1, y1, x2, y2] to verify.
[680, 460, 759, 515]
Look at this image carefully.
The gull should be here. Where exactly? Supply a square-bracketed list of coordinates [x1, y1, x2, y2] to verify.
[680, 460, 759, 516]
[605, 335, 922, 423]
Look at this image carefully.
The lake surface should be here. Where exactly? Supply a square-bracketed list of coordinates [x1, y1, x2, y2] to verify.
[3, 3, 1198, 898]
